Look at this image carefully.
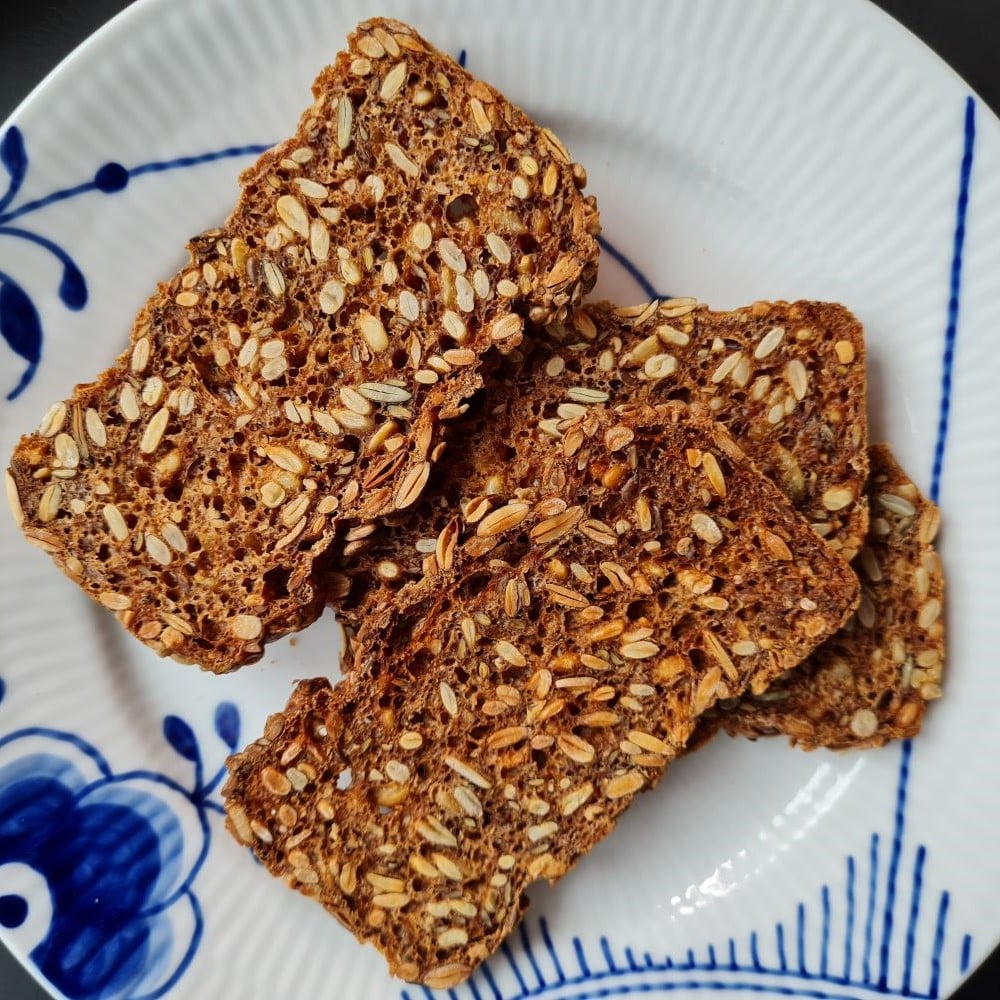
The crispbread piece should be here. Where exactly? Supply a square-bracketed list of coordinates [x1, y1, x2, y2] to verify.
[223, 403, 859, 986]
[329, 297, 868, 626]
[4, 17, 599, 673]
[705, 445, 944, 750]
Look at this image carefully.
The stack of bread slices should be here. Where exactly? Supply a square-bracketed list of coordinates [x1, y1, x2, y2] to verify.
[5, 17, 945, 989]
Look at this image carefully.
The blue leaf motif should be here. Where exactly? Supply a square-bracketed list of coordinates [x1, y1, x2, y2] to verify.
[213, 702, 240, 751]
[58, 259, 87, 310]
[0, 127, 27, 211]
[0, 274, 41, 401]
[163, 715, 200, 764]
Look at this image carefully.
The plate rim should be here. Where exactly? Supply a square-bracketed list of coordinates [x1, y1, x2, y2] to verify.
[0, 1, 995, 998]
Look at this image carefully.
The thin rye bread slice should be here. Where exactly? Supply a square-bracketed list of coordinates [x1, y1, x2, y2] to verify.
[704, 444, 944, 749]
[223, 402, 859, 987]
[4, 17, 599, 673]
[329, 297, 868, 627]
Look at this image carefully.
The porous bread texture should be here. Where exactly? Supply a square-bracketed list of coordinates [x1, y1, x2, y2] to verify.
[706, 445, 944, 749]
[329, 297, 868, 626]
[4, 17, 599, 674]
[223, 402, 859, 987]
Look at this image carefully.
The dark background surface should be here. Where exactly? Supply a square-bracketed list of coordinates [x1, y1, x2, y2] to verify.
[0, 1, 995, 998]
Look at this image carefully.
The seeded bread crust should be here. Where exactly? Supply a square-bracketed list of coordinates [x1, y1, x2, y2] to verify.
[223, 403, 859, 987]
[4, 17, 599, 674]
[330, 297, 868, 627]
[704, 445, 944, 750]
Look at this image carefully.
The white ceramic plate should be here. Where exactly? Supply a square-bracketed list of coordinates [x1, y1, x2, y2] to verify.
[2, 1, 998, 998]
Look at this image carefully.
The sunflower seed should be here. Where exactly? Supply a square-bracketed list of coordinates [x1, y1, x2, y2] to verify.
[145, 533, 172, 566]
[139, 408, 170, 454]
[336, 96, 353, 149]
[380, 60, 408, 100]
[359, 312, 389, 353]
[604, 771, 645, 799]
[319, 280, 346, 314]
[38, 401, 67, 437]
[754, 326, 786, 359]
[444, 755, 491, 789]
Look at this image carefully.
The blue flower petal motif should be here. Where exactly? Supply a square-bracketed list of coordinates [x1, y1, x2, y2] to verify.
[0, 274, 42, 401]
[0, 127, 27, 214]
[163, 716, 200, 765]
[213, 702, 240, 752]
[0, 697, 237, 1000]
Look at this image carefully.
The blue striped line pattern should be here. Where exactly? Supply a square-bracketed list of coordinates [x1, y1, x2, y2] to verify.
[402, 94, 979, 1000]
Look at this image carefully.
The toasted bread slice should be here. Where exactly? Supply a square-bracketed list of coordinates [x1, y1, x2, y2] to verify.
[223, 403, 858, 986]
[4, 17, 599, 673]
[705, 445, 943, 749]
[330, 298, 868, 626]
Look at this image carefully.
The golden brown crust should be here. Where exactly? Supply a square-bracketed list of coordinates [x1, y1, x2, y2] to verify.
[4, 17, 599, 673]
[330, 297, 869, 627]
[704, 445, 944, 749]
[223, 403, 859, 986]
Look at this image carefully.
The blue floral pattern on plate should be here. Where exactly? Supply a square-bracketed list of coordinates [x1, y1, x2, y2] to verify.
[0, 54, 979, 996]
[0, 679, 238, 1000]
